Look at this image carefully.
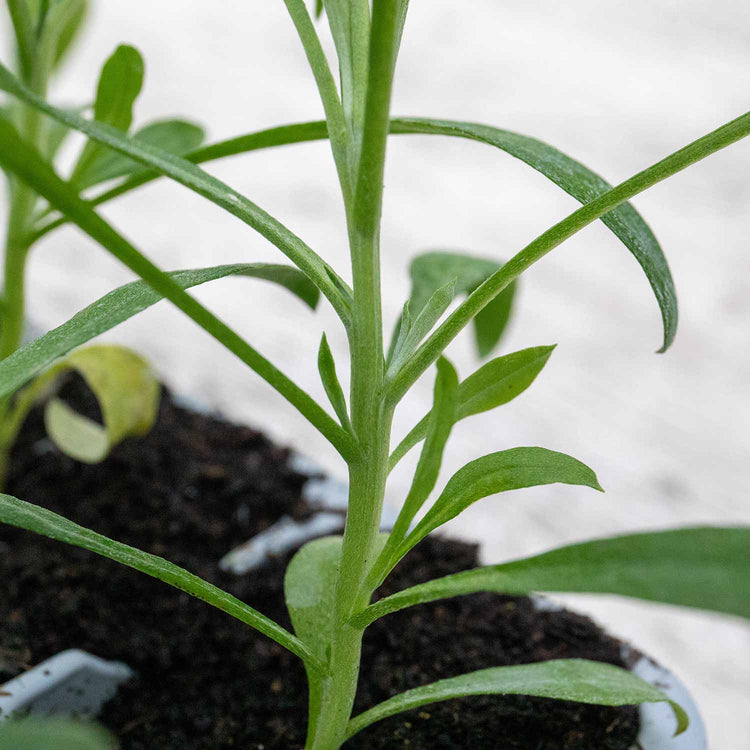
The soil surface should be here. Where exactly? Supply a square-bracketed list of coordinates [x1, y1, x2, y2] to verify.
[1, 381, 639, 749]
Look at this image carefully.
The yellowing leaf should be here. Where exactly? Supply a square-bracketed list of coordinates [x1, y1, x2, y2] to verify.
[43, 345, 159, 464]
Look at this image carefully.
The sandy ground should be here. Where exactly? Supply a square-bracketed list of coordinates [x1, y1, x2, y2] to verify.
[2, 1, 749, 746]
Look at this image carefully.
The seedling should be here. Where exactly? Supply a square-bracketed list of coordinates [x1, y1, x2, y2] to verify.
[1, 2, 749, 748]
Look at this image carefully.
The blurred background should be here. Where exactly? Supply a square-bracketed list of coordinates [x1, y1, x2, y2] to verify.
[2, 1, 749, 745]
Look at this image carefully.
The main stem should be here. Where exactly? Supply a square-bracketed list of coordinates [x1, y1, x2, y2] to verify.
[305, 3, 403, 747]
[305, 230, 392, 750]
[305, 149, 392, 750]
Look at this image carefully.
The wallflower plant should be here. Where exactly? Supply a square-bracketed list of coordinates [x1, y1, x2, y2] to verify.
[0, 2, 749, 748]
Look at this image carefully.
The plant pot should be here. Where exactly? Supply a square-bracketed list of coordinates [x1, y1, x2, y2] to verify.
[0, 643, 705, 750]
[0, 385, 706, 748]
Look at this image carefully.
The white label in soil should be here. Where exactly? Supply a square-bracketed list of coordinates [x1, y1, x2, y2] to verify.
[0, 649, 133, 722]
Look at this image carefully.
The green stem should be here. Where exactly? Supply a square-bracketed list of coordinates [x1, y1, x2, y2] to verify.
[305, 3, 405, 748]
[306, 423, 393, 750]
[0, 31, 50, 483]
[0, 193, 31, 361]
[387, 111, 750, 404]
[1, 24, 49, 360]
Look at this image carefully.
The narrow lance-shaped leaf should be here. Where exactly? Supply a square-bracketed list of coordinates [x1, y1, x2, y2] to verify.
[355, 526, 750, 627]
[391, 119, 678, 352]
[318, 333, 351, 430]
[0, 493, 324, 672]
[0, 263, 319, 402]
[0, 718, 114, 750]
[46, 0, 89, 70]
[387, 278, 456, 375]
[397, 358, 460, 535]
[385, 301, 411, 367]
[43, 345, 160, 464]
[345, 659, 688, 740]
[369, 357, 458, 589]
[408, 251, 517, 359]
[389, 114, 750, 405]
[0, 62, 350, 320]
[322, 0, 370, 132]
[26, 0, 89, 73]
[282, 0, 352, 202]
[390, 345, 555, 469]
[396, 447, 603, 560]
[70, 44, 144, 189]
[77, 118, 206, 189]
[5, 0, 35, 80]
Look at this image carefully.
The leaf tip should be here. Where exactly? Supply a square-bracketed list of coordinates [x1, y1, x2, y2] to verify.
[670, 700, 690, 736]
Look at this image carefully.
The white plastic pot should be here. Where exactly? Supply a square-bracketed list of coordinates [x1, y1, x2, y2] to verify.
[628, 649, 706, 749]
[0, 649, 132, 722]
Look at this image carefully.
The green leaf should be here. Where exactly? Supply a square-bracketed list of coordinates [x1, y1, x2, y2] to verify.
[43, 345, 160, 463]
[285, 536, 343, 665]
[474, 275, 515, 357]
[356, 526, 750, 627]
[282, 0, 351, 201]
[71, 44, 144, 189]
[390, 345, 555, 469]
[314, 0, 324, 18]
[321, 0, 370, 131]
[0, 718, 115, 750]
[408, 251, 517, 359]
[457, 345, 556, 419]
[0, 492, 323, 671]
[388, 279, 456, 375]
[0, 63, 349, 319]
[46, 0, 89, 69]
[345, 659, 688, 740]
[369, 358, 458, 589]
[78, 118, 205, 189]
[0, 263, 318, 403]
[391, 357, 458, 542]
[391, 119, 677, 352]
[397, 447, 602, 559]
[389, 115, 750, 406]
[385, 301, 411, 367]
[26, 0, 88, 70]
[5, 0, 35, 80]
[318, 333, 351, 430]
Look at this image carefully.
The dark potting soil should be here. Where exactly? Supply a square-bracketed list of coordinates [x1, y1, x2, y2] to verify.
[0, 381, 639, 749]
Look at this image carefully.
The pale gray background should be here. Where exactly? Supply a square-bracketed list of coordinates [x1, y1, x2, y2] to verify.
[2, 1, 749, 746]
